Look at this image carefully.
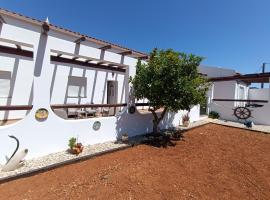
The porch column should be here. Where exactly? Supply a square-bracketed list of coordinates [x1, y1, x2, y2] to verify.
[33, 22, 50, 108]
[269, 77, 270, 100]
[125, 65, 130, 104]
[120, 54, 129, 104]
[208, 83, 214, 113]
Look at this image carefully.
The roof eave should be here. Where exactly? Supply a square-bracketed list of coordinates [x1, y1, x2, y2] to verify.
[0, 8, 148, 58]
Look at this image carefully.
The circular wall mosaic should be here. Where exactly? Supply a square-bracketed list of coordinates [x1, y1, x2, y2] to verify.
[35, 108, 49, 121]
[93, 121, 101, 131]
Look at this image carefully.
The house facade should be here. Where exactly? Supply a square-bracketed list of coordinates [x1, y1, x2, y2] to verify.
[200, 65, 270, 125]
[0, 9, 201, 164]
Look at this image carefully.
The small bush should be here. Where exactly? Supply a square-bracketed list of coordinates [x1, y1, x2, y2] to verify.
[209, 111, 220, 119]
[68, 137, 76, 149]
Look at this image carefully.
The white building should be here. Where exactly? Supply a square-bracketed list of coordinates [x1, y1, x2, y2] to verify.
[0, 9, 200, 164]
[200, 65, 270, 125]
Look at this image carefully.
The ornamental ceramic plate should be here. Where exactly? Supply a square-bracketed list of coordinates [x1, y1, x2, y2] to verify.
[128, 106, 136, 114]
[35, 108, 49, 121]
[93, 121, 101, 131]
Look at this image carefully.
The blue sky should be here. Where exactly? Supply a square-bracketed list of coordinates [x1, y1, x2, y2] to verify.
[0, 0, 270, 74]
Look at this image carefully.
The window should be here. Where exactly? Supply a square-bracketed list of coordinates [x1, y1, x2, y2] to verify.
[237, 85, 246, 107]
[239, 86, 245, 100]
[67, 76, 87, 98]
[0, 70, 11, 98]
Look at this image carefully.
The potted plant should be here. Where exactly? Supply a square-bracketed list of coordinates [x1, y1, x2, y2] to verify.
[121, 133, 129, 143]
[244, 120, 254, 128]
[182, 114, 190, 127]
[68, 137, 84, 155]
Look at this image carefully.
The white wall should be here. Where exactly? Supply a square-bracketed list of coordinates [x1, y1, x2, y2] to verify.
[208, 80, 252, 120]
[248, 88, 269, 101]
[199, 65, 238, 116]
[201, 65, 255, 122]
[0, 105, 200, 164]
[0, 54, 34, 120]
[0, 16, 130, 121]
[208, 77, 270, 125]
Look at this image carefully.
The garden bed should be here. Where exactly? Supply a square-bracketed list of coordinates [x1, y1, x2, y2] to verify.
[0, 123, 270, 199]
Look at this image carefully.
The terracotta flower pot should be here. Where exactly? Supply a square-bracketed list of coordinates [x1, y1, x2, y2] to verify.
[183, 120, 190, 127]
[70, 143, 84, 155]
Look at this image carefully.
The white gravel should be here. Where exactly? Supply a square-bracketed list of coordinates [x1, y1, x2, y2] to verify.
[0, 141, 128, 181]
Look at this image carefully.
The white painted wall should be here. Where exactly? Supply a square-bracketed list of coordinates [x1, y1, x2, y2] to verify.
[0, 55, 34, 120]
[203, 66, 270, 125]
[0, 16, 129, 121]
[248, 88, 269, 101]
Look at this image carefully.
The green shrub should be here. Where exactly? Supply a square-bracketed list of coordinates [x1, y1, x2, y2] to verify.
[68, 137, 77, 149]
[209, 111, 220, 119]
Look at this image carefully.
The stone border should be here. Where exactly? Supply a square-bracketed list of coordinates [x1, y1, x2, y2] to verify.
[211, 120, 270, 134]
[177, 120, 211, 131]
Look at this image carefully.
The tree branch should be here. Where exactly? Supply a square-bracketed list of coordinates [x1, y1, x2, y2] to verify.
[149, 108, 158, 122]
[157, 107, 168, 124]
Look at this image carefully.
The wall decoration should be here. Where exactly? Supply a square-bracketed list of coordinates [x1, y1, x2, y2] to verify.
[35, 108, 49, 121]
[128, 106, 136, 114]
[93, 121, 101, 131]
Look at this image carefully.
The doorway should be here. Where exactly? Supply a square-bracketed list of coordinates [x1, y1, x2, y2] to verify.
[107, 81, 118, 104]
[107, 81, 118, 115]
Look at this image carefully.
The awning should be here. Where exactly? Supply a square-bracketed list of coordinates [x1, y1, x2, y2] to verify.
[0, 37, 34, 58]
[50, 49, 127, 72]
[209, 72, 270, 83]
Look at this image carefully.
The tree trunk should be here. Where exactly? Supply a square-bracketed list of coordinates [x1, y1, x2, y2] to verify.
[152, 119, 158, 135]
[150, 107, 168, 135]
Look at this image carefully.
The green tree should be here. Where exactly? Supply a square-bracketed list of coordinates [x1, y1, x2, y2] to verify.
[132, 48, 209, 134]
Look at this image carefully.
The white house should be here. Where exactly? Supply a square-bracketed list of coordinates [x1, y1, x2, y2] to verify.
[200, 65, 270, 125]
[0, 9, 200, 164]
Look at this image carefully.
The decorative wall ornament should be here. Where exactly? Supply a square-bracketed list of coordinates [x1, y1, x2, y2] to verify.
[233, 106, 252, 120]
[2, 135, 28, 172]
[93, 121, 101, 131]
[35, 108, 49, 121]
[128, 106, 136, 114]
[128, 85, 136, 114]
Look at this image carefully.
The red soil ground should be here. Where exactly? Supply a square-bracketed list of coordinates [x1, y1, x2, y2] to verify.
[0, 124, 270, 200]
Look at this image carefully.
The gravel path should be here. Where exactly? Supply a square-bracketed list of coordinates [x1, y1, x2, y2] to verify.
[0, 141, 128, 181]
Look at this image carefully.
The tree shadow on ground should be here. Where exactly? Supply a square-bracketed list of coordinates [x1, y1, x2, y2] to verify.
[115, 129, 186, 148]
[142, 130, 185, 148]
